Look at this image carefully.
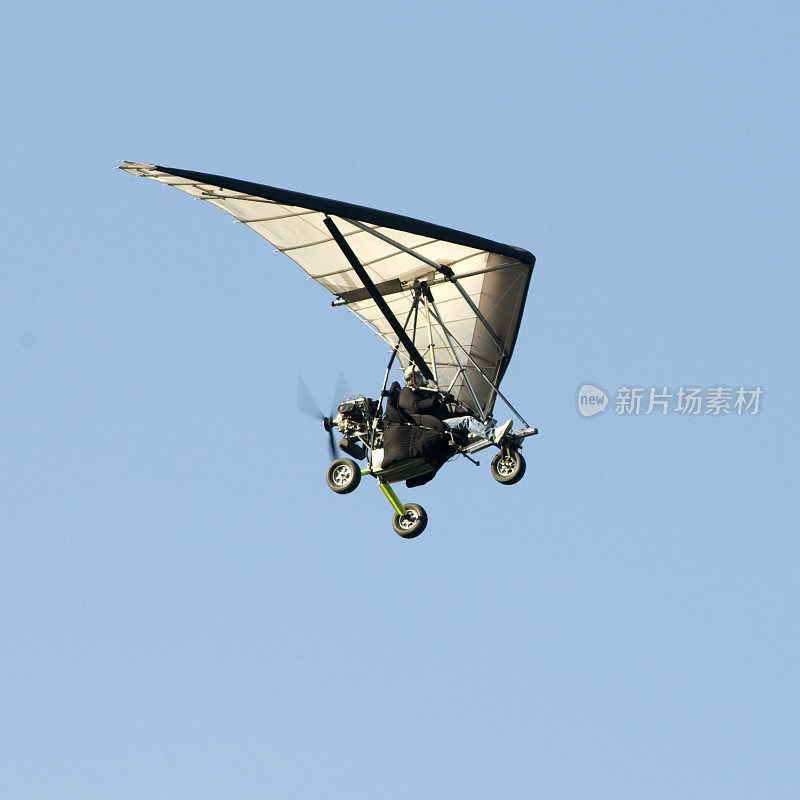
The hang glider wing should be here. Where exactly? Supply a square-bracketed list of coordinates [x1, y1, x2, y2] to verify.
[120, 162, 535, 419]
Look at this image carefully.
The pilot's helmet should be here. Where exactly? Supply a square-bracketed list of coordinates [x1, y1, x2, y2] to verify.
[403, 364, 427, 385]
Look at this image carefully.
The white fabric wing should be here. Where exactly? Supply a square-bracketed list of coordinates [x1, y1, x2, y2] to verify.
[120, 162, 534, 418]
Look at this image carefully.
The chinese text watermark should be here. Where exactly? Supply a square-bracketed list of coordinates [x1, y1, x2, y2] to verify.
[578, 384, 762, 417]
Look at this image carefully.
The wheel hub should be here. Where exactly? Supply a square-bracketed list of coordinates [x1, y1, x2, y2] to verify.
[398, 510, 419, 529]
[496, 456, 516, 476]
[332, 465, 352, 485]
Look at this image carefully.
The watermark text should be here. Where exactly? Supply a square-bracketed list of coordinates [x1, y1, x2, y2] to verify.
[578, 385, 762, 416]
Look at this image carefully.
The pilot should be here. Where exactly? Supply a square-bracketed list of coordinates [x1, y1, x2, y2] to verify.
[399, 365, 512, 444]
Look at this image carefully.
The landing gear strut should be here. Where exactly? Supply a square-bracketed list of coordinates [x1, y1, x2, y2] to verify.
[379, 480, 428, 539]
[324, 462, 428, 538]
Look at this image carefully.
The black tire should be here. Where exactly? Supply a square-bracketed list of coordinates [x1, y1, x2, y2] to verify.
[392, 502, 428, 538]
[326, 458, 361, 494]
[490, 450, 526, 485]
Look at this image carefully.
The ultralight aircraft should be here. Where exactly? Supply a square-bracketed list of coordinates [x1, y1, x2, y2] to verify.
[120, 163, 537, 538]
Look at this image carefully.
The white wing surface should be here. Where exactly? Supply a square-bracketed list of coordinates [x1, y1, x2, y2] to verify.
[120, 162, 535, 418]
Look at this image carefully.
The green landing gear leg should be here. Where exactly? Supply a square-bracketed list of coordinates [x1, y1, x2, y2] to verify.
[378, 480, 428, 539]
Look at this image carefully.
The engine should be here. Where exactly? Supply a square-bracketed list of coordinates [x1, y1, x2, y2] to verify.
[332, 396, 378, 460]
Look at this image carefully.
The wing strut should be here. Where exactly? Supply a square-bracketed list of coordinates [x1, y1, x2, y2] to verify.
[424, 296, 531, 427]
[324, 216, 434, 381]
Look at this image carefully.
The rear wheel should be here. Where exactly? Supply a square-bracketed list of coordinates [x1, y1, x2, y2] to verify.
[326, 458, 361, 494]
[490, 450, 526, 485]
[392, 503, 427, 538]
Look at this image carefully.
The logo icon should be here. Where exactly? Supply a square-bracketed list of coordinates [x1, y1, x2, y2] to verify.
[578, 384, 608, 417]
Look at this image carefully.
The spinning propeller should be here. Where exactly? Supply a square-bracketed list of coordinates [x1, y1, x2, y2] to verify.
[297, 374, 350, 460]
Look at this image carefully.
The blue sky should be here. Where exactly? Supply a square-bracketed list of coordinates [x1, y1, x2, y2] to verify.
[2, 2, 798, 798]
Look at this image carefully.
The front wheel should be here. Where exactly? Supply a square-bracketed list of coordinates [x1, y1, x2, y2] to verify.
[490, 450, 526, 485]
[392, 503, 428, 538]
[326, 458, 361, 494]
